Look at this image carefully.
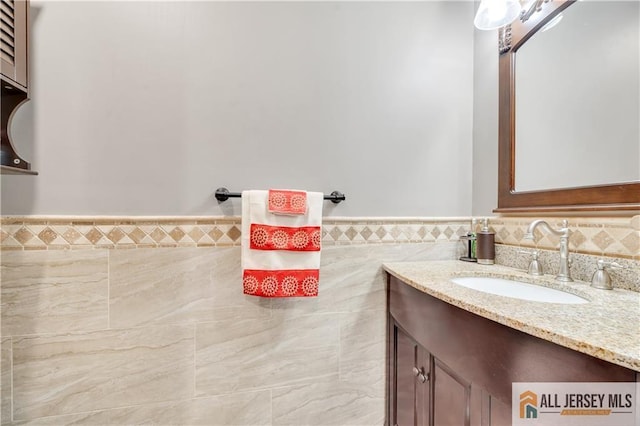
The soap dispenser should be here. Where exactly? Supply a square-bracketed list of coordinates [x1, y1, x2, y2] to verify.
[459, 218, 477, 262]
[476, 218, 495, 265]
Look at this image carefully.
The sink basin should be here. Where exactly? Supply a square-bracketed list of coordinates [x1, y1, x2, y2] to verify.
[450, 277, 588, 304]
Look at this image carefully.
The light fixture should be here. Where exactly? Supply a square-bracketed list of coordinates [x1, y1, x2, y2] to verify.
[474, 0, 522, 30]
[540, 13, 563, 32]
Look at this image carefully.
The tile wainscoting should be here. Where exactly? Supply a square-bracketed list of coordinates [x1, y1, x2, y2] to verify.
[0, 217, 468, 425]
[0, 215, 637, 425]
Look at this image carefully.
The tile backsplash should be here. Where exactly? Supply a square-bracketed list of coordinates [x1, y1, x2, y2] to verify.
[490, 216, 639, 292]
[489, 216, 639, 260]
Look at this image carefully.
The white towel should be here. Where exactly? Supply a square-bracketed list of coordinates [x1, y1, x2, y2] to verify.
[241, 190, 323, 297]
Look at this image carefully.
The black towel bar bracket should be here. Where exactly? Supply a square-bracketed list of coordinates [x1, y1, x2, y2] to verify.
[214, 188, 346, 204]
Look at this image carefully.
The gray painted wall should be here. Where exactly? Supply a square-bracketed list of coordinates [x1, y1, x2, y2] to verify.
[1, 1, 475, 217]
[471, 25, 499, 216]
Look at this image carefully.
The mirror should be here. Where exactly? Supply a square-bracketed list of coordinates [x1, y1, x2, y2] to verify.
[496, 0, 640, 212]
[515, 1, 639, 192]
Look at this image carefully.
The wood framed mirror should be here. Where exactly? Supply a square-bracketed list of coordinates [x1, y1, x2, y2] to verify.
[496, 0, 640, 212]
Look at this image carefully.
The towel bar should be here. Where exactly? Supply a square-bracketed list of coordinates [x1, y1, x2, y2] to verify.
[214, 188, 346, 204]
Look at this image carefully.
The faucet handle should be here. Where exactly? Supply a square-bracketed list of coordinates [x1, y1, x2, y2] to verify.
[596, 259, 624, 270]
[591, 259, 625, 290]
[518, 250, 543, 276]
[518, 249, 538, 256]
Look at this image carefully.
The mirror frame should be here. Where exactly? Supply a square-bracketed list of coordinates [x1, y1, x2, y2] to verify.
[496, 0, 640, 212]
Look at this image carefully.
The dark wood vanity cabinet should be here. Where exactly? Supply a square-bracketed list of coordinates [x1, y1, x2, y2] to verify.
[390, 320, 498, 426]
[1, 0, 35, 174]
[387, 275, 637, 426]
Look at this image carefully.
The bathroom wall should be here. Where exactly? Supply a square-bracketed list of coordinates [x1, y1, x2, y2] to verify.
[0, 217, 468, 425]
[0, 1, 476, 423]
[1, 0, 475, 217]
[471, 25, 499, 216]
[1, 1, 639, 425]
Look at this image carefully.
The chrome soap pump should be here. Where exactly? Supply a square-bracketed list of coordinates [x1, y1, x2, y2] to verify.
[476, 218, 495, 265]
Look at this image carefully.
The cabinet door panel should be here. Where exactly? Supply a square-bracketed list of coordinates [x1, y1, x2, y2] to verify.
[393, 325, 418, 426]
[488, 395, 511, 426]
[433, 358, 470, 426]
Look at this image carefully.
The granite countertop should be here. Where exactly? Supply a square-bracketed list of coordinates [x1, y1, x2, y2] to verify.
[383, 260, 640, 372]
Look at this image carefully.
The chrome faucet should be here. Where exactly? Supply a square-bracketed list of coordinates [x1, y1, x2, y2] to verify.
[524, 219, 573, 282]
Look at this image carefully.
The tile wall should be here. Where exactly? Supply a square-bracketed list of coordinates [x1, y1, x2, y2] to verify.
[0, 217, 468, 425]
[0, 215, 637, 425]
[489, 216, 640, 291]
[488, 216, 639, 260]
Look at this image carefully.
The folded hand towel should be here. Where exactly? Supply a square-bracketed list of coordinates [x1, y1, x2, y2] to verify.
[268, 189, 307, 215]
[249, 224, 321, 251]
[242, 190, 323, 297]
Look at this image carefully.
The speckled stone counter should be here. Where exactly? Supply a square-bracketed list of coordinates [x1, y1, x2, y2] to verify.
[383, 260, 640, 372]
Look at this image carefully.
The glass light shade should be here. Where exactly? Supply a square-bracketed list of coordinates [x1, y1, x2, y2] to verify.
[540, 13, 563, 32]
[474, 0, 522, 30]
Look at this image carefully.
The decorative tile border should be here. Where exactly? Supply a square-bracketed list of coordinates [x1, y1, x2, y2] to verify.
[0, 217, 472, 250]
[1, 217, 240, 250]
[1, 216, 638, 260]
[488, 216, 639, 260]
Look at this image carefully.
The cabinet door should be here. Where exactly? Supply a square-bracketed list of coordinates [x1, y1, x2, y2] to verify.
[1, 0, 28, 89]
[391, 324, 418, 426]
[487, 395, 511, 426]
[432, 358, 471, 426]
[390, 323, 430, 426]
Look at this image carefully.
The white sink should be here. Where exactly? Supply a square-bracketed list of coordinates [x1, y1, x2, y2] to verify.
[450, 277, 588, 304]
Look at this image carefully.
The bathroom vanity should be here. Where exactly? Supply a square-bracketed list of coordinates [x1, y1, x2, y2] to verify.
[385, 261, 640, 426]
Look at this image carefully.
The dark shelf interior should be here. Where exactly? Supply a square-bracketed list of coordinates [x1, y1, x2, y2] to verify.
[2, 77, 35, 176]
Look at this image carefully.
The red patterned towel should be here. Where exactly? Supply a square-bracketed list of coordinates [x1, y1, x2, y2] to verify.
[249, 224, 321, 251]
[241, 190, 323, 298]
[268, 189, 307, 215]
[242, 269, 319, 297]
